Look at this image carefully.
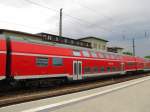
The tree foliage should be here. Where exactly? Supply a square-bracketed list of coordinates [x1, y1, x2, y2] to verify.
[144, 56, 150, 59]
[123, 51, 133, 56]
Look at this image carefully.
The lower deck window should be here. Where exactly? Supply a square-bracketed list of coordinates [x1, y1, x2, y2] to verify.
[100, 67, 105, 72]
[52, 57, 63, 66]
[84, 67, 91, 73]
[93, 67, 98, 73]
[36, 57, 49, 67]
[107, 67, 111, 72]
[112, 67, 116, 71]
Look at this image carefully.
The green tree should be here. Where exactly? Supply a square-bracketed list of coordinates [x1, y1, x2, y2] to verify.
[123, 51, 133, 56]
[144, 56, 150, 59]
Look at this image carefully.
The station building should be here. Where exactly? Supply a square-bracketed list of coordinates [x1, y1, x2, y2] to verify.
[77, 36, 108, 51]
[107, 47, 124, 54]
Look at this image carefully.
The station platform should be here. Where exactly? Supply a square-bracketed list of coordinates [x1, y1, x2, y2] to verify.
[1, 75, 150, 112]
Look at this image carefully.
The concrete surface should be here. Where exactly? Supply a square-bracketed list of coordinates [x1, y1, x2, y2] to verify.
[1, 76, 150, 112]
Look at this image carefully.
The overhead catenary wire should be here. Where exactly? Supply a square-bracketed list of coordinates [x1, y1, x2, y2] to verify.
[23, 0, 119, 33]
[73, 0, 115, 22]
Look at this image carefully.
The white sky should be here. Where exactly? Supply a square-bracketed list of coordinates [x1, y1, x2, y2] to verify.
[0, 0, 149, 57]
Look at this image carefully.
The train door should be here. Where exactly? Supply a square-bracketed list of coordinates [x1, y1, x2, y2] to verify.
[121, 62, 125, 74]
[73, 61, 82, 80]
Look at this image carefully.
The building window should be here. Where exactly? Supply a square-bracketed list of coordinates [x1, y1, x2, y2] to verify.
[99, 44, 101, 49]
[52, 57, 63, 66]
[73, 50, 81, 56]
[93, 43, 97, 49]
[71, 40, 74, 44]
[84, 67, 91, 73]
[36, 57, 49, 67]
[67, 39, 71, 44]
[103, 45, 105, 50]
[82, 50, 90, 57]
[64, 39, 67, 43]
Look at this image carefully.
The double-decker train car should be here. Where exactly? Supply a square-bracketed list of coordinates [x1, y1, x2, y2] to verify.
[0, 29, 150, 85]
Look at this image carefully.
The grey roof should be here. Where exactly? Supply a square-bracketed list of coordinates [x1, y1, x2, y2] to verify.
[77, 36, 109, 42]
[107, 47, 124, 49]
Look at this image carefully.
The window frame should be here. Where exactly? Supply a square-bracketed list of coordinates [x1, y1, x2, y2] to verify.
[52, 57, 63, 66]
[91, 51, 97, 58]
[82, 50, 90, 57]
[84, 67, 91, 74]
[73, 50, 81, 57]
[100, 67, 105, 72]
[93, 67, 98, 73]
[36, 57, 49, 67]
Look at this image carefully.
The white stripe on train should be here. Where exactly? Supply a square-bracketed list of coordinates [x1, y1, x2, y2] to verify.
[11, 52, 137, 62]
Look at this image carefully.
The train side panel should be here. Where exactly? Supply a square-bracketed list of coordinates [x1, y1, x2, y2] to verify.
[10, 40, 73, 79]
[0, 38, 6, 80]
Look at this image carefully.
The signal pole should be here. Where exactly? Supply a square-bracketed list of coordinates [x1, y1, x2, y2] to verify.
[132, 38, 135, 56]
[59, 8, 63, 37]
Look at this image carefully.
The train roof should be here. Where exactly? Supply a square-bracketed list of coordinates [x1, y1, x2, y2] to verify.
[0, 29, 144, 61]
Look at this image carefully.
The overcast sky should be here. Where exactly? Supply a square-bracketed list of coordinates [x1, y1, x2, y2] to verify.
[0, 0, 149, 57]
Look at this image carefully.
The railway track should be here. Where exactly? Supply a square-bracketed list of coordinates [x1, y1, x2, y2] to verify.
[0, 73, 149, 108]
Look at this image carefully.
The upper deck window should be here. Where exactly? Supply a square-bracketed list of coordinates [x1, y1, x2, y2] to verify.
[98, 52, 104, 58]
[91, 51, 97, 58]
[73, 50, 81, 56]
[82, 50, 90, 57]
[103, 53, 109, 58]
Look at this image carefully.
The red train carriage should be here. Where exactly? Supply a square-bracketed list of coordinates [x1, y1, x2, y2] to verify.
[9, 39, 123, 81]
[0, 29, 149, 83]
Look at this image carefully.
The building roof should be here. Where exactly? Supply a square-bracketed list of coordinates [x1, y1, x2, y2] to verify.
[36, 32, 92, 48]
[107, 46, 124, 50]
[77, 36, 109, 42]
[0, 29, 42, 38]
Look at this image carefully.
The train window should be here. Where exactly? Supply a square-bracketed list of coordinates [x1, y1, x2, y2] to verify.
[91, 51, 97, 57]
[112, 67, 116, 71]
[107, 67, 111, 72]
[127, 62, 134, 66]
[84, 67, 91, 73]
[93, 67, 98, 73]
[113, 54, 117, 59]
[116, 55, 121, 60]
[100, 67, 105, 72]
[73, 50, 81, 56]
[102, 53, 107, 58]
[111, 54, 115, 59]
[98, 52, 104, 58]
[36, 57, 49, 67]
[52, 57, 63, 66]
[106, 54, 110, 59]
[118, 67, 121, 71]
[82, 50, 90, 57]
